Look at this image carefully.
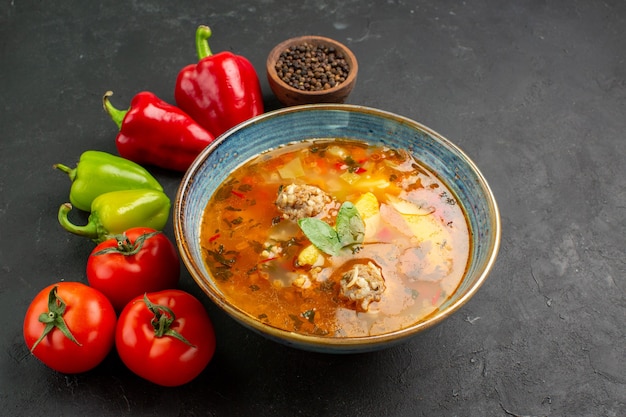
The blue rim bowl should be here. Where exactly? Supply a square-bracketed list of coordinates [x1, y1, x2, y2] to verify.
[174, 104, 501, 354]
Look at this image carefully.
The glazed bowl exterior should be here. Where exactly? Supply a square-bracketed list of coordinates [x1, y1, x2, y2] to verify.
[266, 35, 358, 106]
[174, 104, 501, 354]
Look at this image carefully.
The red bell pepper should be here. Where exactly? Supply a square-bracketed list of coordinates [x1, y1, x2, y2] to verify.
[103, 91, 215, 172]
[175, 25, 264, 137]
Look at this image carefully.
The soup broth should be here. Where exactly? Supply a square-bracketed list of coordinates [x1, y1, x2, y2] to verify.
[200, 139, 470, 337]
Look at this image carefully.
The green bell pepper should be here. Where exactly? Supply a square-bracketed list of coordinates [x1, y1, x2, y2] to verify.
[58, 189, 171, 243]
[54, 150, 163, 212]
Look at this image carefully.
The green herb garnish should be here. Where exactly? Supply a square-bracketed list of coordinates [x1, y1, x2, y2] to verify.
[335, 201, 365, 247]
[297, 217, 342, 255]
[297, 201, 364, 256]
[301, 309, 316, 323]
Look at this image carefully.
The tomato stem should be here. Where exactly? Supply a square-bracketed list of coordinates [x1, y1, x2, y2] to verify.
[142, 294, 196, 347]
[92, 230, 162, 256]
[30, 286, 82, 353]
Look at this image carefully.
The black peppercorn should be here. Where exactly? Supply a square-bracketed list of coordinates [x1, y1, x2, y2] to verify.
[275, 42, 350, 91]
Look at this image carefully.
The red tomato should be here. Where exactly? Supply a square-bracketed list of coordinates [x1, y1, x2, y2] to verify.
[23, 282, 117, 374]
[116, 290, 216, 386]
[86, 228, 180, 311]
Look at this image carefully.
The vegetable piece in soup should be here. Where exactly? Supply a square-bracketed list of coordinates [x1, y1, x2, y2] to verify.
[200, 139, 470, 337]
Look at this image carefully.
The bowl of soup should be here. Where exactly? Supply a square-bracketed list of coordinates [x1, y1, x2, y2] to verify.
[174, 104, 501, 353]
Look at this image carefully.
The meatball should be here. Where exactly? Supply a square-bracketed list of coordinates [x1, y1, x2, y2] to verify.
[338, 261, 385, 311]
[275, 183, 331, 221]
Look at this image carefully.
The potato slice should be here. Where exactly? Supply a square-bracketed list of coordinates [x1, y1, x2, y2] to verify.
[297, 244, 324, 267]
[354, 192, 380, 219]
[277, 157, 305, 179]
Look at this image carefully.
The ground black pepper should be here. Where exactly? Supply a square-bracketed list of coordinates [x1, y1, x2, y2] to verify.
[274, 42, 350, 91]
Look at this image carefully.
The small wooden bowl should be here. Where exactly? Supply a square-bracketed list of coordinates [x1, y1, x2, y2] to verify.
[266, 35, 358, 107]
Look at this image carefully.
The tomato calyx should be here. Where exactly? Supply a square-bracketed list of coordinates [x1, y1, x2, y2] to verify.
[142, 294, 196, 347]
[30, 286, 82, 353]
[93, 230, 162, 256]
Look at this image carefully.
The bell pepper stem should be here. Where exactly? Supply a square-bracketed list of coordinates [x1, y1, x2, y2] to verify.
[102, 91, 127, 130]
[196, 25, 213, 60]
[52, 163, 77, 181]
[57, 203, 99, 240]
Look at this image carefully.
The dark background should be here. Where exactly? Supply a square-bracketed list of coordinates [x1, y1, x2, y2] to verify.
[1, 1, 625, 416]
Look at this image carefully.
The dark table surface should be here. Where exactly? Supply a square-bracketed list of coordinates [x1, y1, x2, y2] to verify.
[1, 1, 625, 416]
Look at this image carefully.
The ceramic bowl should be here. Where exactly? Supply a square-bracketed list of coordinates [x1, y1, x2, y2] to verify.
[266, 36, 358, 106]
[174, 104, 501, 354]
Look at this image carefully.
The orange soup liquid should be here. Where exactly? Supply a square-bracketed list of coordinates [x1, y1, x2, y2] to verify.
[200, 139, 470, 337]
